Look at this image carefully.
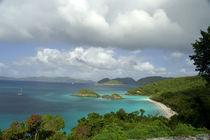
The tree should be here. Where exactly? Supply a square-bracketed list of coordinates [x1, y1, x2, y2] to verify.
[190, 26, 210, 83]
[1, 114, 66, 140]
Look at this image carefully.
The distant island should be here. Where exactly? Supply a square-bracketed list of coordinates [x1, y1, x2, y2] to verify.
[0, 76, 171, 85]
[97, 80, 124, 85]
[72, 89, 124, 99]
[0, 76, 94, 84]
[97, 76, 170, 85]
[97, 77, 136, 85]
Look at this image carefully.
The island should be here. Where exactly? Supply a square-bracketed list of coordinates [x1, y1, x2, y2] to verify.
[102, 94, 124, 99]
[72, 89, 100, 97]
[97, 77, 136, 85]
[96, 80, 124, 85]
[72, 89, 124, 99]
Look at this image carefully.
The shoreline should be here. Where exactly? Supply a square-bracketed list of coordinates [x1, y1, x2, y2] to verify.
[145, 98, 177, 119]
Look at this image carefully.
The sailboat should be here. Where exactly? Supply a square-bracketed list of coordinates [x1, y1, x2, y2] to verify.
[17, 88, 23, 96]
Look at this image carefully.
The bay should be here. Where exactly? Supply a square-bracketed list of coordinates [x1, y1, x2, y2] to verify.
[0, 80, 162, 133]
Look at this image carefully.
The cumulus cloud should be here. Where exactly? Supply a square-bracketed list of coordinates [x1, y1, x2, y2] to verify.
[0, 0, 209, 51]
[1, 47, 170, 80]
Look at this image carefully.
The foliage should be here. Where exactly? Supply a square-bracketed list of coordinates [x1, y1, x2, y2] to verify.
[76, 89, 100, 97]
[190, 26, 210, 83]
[136, 76, 170, 85]
[69, 109, 209, 140]
[100, 80, 124, 85]
[0, 114, 67, 140]
[0, 109, 209, 140]
[102, 94, 124, 99]
[97, 77, 136, 84]
[127, 76, 210, 129]
[112, 77, 136, 84]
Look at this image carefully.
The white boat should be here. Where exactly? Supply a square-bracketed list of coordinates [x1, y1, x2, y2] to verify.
[18, 88, 23, 96]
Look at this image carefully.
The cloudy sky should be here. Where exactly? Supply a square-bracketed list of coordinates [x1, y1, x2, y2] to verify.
[0, 0, 209, 81]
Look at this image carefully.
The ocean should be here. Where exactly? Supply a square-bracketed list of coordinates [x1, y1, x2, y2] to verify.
[0, 80, 162, 133]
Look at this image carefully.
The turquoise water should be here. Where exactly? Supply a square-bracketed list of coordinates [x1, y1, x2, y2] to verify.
[0, 80, 162, 133]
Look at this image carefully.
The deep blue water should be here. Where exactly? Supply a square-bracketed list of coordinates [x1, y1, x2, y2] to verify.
[0, 80, 162, 133]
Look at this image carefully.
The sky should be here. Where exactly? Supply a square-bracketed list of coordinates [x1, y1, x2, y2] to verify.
[0, 0, 209, 81]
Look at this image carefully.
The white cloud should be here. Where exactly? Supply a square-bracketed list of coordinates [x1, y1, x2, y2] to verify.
[134, 62, 154, 72]
[3, 47, 167, 80]
[0, 0, 209, 51]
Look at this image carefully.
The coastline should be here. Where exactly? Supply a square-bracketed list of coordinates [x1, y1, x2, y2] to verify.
[145, 98, 177, 119]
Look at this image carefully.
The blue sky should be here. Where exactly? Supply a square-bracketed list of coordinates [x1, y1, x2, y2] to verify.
[0, 0, 209, 80]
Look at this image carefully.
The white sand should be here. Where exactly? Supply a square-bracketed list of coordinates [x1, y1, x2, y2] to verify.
[145, 98, 177, 119]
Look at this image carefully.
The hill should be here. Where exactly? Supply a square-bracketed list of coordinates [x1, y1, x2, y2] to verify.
[136, 76, 170, 85]
[97, 78, 110, 83]
[97, 76, 169, 85]
[97, 77, 136, 85]
[112, 77, 136, 84]
[100, 80, 124, 85]
[127, 76, 210, 129]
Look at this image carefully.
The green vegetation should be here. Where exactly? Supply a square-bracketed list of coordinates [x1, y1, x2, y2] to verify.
[69, 109, 209, 139]
[0, 114, 66, 140]
[72, 90, 124, 100]
[97, 76, 170, 85]
[97, 77, 136, 85]
[99, 80, 124, 85]
[72, 89, 100, 97]
[1, 109, 209, 140]
[190, 26, 210, 83]
[136, 76, 171, 85]
[102, 94, 124, 99]
[127, 76, 210, 129]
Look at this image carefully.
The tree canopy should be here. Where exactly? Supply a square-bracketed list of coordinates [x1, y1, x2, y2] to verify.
[190, 26, 210, 83]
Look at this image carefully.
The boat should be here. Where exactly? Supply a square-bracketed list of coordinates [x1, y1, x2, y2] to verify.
[17, 88, 23, 96]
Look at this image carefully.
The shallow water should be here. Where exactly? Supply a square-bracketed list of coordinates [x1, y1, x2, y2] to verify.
[0, 80, 162, 133]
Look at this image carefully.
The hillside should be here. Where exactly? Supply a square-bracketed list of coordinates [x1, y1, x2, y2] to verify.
[112, 77, 136, 84]
[97, 78, 110, 83]
[97, 77, 136, 85]
[97, 76, 169, 85]
[127, 76, 210, 129]
[99, 80, 124, 85]
[136, 76, 171, 85]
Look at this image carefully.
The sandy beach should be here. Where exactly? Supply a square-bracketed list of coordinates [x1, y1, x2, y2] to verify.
[145, 98, 177, 119]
